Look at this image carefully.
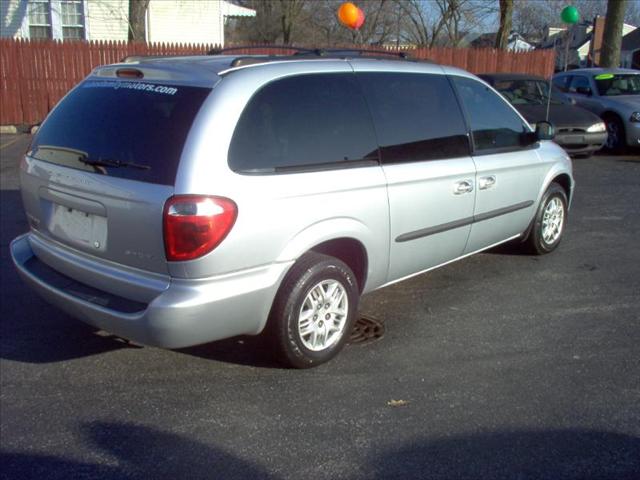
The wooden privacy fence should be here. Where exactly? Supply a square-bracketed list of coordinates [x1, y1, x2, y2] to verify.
[0, 39, 555, 125]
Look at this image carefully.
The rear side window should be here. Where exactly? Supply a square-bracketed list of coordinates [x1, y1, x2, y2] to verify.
[356, 72, 470, 163]
[568, 75, 592, 93]
[552, 75, 571, 92]
[451, 76, 529, 153]
[228, 73, 379, 173]
[30, 80, 211, 185]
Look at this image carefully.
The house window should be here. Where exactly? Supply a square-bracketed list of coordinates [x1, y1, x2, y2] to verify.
[61, 0, 85, 39]
[28, 0, 52, 39]
[26, 0, 85, 40]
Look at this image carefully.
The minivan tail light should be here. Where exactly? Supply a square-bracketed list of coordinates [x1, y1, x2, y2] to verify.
[163, 196, 237, 261]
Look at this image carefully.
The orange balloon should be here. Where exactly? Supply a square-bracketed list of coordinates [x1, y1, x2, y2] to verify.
[354, 7, 365, 30]
[338, 2, 359, 29]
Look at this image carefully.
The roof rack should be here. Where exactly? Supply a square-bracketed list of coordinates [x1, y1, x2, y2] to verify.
[208, 45, 316, 55]
[209, 45, 411, 60]
[120, 54, 198, 63]
[302, 48, 410, 59]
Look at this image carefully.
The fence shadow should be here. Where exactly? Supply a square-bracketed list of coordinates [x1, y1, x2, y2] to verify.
[370, 429, 640, 479]
[1, 421, 277, 480]
[3, 425, 638, 479]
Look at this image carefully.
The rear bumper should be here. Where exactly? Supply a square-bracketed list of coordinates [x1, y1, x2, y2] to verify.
[554, 131, 607, 155]
[10, 233, 292, 348]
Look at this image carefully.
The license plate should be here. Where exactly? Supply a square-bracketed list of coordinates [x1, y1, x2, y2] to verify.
[48, 204, 107, 250]
[563, 135, 585, 144]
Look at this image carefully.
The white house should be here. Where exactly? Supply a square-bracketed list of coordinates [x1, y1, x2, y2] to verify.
[621, 27, 640, 69]
[543, 18, 637, 68]
[0, 0, 255, 44]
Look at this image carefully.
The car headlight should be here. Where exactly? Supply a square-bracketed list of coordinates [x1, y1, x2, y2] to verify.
[630, 112, 640, 123]
[587, 122, 606, 133]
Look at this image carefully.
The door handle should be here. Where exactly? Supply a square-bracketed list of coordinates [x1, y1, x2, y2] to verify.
[453, 180, 474, 195]
[479, 175, 496, 190]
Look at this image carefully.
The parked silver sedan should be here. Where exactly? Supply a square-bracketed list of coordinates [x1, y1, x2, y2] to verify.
[553, 68, 640, 151]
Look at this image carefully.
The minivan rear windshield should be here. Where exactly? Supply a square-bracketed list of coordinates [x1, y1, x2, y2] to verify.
[29, 80, 211, 185]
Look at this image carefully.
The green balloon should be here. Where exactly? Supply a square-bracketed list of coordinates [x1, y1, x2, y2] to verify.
[561, 5, 580, 24]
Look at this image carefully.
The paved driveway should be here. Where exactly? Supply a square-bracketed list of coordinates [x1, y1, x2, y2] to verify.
[1, 134, 639, 479]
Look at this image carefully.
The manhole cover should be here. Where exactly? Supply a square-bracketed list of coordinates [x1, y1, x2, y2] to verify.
[349, 314, 385, 345]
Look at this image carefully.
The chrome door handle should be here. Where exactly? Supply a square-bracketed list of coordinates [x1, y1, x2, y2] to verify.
[479, 175, 496, 190]
[454, 180, 474, 195]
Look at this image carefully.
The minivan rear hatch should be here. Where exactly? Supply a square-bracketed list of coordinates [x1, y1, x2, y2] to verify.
[21, 77, 211, 274]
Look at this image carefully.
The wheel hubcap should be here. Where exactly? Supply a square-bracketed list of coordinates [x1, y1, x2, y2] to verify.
[298, 280, 348, 351]
[541, 197, 564, 245]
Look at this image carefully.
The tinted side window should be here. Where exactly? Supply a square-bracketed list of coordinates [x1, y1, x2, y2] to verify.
[228, 74, 378, 173]
[552, 75, 571, 92]
[451, 76, 529, 152]
[568, 75, 591, 93]
[357, 72, 469, 163]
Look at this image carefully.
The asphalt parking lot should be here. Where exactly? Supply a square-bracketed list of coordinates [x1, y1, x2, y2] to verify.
[1, 133, 639, 479]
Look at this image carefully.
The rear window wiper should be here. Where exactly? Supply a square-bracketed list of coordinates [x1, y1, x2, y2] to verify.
[78, 156, 151, 170]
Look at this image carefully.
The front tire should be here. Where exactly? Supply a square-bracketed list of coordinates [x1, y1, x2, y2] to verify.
[524, 183, 568, 255]
[268, 252, 359, 368]
[604, 114, 625, 152]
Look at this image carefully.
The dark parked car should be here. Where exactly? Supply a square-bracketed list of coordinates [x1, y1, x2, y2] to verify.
[480, 73, 607, 156]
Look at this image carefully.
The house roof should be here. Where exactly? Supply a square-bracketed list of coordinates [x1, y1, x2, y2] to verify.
[621, 27, 640, 51]
[470, 32, 497, 48]
[469, 32, 532, 49]
[221, 1, 256, 17]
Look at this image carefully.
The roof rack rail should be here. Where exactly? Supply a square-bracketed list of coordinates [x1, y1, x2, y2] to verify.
[209, 45, 411, 60]
[208, 45, 316, 55]
[120, 54, 201, 63]
[298, 48, 410, 59]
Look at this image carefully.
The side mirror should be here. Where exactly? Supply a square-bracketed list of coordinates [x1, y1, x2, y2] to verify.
[575, 86, 592, 96]
[535, 121, 555, 141]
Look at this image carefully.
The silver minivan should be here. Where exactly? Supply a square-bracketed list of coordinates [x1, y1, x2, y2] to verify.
[11, 51, 574, 368]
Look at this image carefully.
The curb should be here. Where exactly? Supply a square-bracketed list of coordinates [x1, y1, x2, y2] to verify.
[0, 124, 38, 134]
[0, 125, 18, 134]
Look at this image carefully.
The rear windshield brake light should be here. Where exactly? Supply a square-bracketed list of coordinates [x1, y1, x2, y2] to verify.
[116, 68, 144, 79]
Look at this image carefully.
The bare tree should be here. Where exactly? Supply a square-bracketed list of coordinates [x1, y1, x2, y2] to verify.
[128, 0, 150, 42]
[398, 0, 496, 48]
[230, 0, 500, 48]
[600, 0, 627, 67]
[278, 0, 308, 44]
[495, 0, 513, 49]
[231, 0, 284, 43]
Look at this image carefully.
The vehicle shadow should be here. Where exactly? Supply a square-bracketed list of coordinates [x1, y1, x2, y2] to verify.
[0, 190, 27, 249]
[1, 421, 278, 480]
[175, 334, 283, 369]
[483, 240, 532, 256]
[0, 308, 142, 364]
[1, 190, 143, 363]
[369, 429, 640, 479]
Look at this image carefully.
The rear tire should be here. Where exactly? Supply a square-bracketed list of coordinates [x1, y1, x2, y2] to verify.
[523, 183, 568, 255]
[268, 252, 359, 369]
